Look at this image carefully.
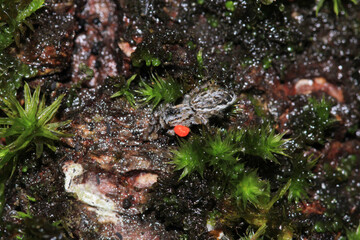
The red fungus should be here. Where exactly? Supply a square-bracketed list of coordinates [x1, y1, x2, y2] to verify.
[174, 125, 190, 137]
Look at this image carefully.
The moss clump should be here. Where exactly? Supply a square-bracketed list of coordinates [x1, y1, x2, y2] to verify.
[111, 74, 138, 107]
[0, 83, 70, 159]
[160, 125, 296, 238]
[316, 0, 359, 16]
[0, 83, 70, 215]
[241, 125, 289, 164]
[172, 135, 206, 180]
[323, 154, 357, 182]
[225, 1, 236, 11]
[290, 96, 335, 145]
[204, 129, 238, 174]
[233, 170, 270, 208]
[0, 0, 45, 50]
[0, 53, 38, 97]
[111, 72, 184, 110]
[150, 113, 332, 238]
[172, 125, 289, 185]
[286, 154, 317, 203]
[132, 49, 162, 67]
[137, 73, 184, 110]
[346, 224, 360, 240]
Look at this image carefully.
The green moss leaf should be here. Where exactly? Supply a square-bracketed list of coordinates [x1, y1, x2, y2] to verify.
[241, 125, 290, 164]
[233, 170, 270, 208]
[347, 224, 360, 240]
[137, 73, 183, 110]
[0, 82, 70, 159]
[205, 129, 239, 174]
[316, 0, 357, 16]
[111, 74, 137, 108]
[171, 136, 206, 180]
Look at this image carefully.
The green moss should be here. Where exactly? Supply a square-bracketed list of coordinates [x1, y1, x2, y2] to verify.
[292, 96, 335, 145]
[171, 125, 290, 206]
[262, 55, 273, 70]
[131, 49, 161, 67]
[78, 63, 94, 80]
[346, 224, 360, 240]
[171, 135, 206, 180]
[171, 125, 290, 177]
[287, 154, 316, 203]
[13, 208, 33, 220]
[0, 83, 70, 158]
[0, 53, 38, 97]
[137, 73, 184, 110]
[0, 0, 45, 50]
[206, 14, 219, 28]
[314, 221, 327, 233]
[0, 83, 70, 215]
[260, 0, 275, 5]
[240, 125, 290, 164]
[316, 0, 359, 16]
[239, 227, 265, 240]
[308, 97, 334, 127]
[111, 72, 184, 110]
[225, 1, 235, 11]
[166, 121, 306, 238]
[111, 74, 137, 108]
[314, 217, 343, 233]
[205, 129, 239, 174]
[323, 155, 357, 182]
[287, 178, 309, 202]
[196, 48, 203, 67]
[234, 170, 270, 208]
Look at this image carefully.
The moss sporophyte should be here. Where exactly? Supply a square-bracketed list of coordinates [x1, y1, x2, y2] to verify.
[0, 83, 70, 215]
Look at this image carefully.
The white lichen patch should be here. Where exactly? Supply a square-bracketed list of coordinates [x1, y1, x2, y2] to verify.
[63, 162, 83, 189]
[133, 173, 158, 189]
[86, 206, 121, 224]
[63, 161, 119, 223]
